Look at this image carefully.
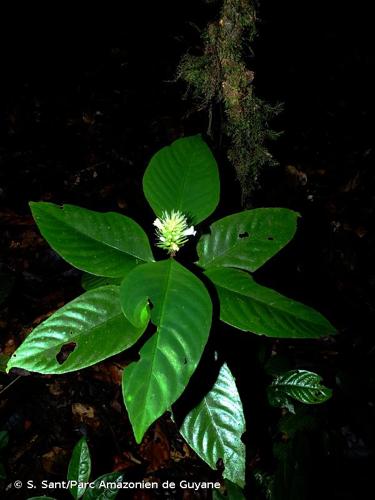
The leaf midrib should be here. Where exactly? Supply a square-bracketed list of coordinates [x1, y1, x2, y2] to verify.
[199, 210, 297, 268]
[170, 147, 189, 214]
[8, 287, 136, 369]
[213, 277, 326, 326]
[11, 312, 126, 366]
[272, 382, 325, 390]
[185, 383, 244, 486]
[37, 207, 150, 262]
[138, 260, 175, 432]
[199, 229, 279, 269]
[199, 228, 254, 268]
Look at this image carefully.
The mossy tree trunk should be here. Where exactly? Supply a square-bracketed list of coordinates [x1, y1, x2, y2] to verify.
[178, 0, 281, 206]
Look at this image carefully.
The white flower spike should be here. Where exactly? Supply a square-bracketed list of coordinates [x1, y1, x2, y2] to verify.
[153, 210, 196, 255]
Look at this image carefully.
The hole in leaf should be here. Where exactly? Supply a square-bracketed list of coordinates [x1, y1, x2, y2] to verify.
[183, 357, 187, 365]
[56, 342, 76, 365]
[267, 236, 274, 240]
[239, 232, 249, 239]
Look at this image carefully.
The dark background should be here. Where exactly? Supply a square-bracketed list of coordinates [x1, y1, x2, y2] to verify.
[0, 1, 374, 498]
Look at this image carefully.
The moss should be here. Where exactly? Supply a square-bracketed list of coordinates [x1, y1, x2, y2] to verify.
[178, 0, 281, 205]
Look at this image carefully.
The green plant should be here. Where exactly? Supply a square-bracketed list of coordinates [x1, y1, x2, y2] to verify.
[28, 436, 123, 500]
[7, 135, 334, 492]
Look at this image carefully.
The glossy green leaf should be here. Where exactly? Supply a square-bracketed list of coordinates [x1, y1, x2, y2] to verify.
[81, 273, 122, 291]
[68, 437, 91, 499]
[30, 202, 154, 278]
[197, 208, 299, 272]
[120, 259, 212, 443]
[213, 480, 246, 500]
[7, 286, 146, 375]
[268, 370, 332, 406]
[180, 363, 246, 488]
[143, 135, 220, 224]
[205, 267, 335, 338]
[82, 472, 123, 499]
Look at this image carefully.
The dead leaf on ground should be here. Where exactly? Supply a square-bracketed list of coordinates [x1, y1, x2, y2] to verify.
[42, 446, 69, 474]
[2, 337, 17, 356]
[113, 450, 142, 471]
[0, 211, 34, 226]
[91, 362, 123, 385]
[170, 442, 193, 462]
[139, 422, 170, 472]
[72, 402, 101, 430]
[48, 380, 65, 397]
[340, 171, 361, 192]
[285, 164, 308, 187]
[110, 396, 123, 414]
[355, 226, 368, 238]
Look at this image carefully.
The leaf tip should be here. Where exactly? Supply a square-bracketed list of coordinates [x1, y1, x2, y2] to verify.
[134, 429, 145, 445]
[28, 200, 38, 215]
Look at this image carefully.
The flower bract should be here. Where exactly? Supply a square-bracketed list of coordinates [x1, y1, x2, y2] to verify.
[153, 210, 196, 255]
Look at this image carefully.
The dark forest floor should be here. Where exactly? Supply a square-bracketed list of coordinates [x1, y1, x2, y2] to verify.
[1, 2, 374, 499]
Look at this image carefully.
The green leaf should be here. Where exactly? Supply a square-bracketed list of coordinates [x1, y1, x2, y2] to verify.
[82, 472, 123, 499]
[7, 286, 146, 375]
[197, 208, 299, 272]
[213, 480, 246, 500]
[120, 259, 212, 443]
[30, 202, 154, 278]
[205, 267, 335, 338]
[143, 135, 220, 224]
[81, 273, 122, 291]
[268, 370, 332, 406]
[68, 437, 91, 499]
[180, 363, 246, 488]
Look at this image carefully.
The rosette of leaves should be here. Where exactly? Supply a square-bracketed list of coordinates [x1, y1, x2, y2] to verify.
[7, 135, 335, 489]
